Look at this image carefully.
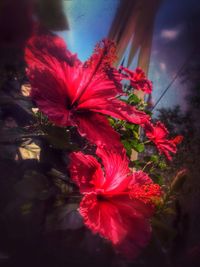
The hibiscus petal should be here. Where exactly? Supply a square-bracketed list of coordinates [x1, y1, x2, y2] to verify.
[154, 122, 169, 139]
[25, 32, 80, 69]
[113, 197, 152, 258]
[145, 121, 168, 140]
[27, 65, 71, 125]
[69, 152, 105, 193]
[130, 170, 153, 186]
[71, 112, 125, 152]
[69, 39, 124, 107]
[76, 67, 123, 106]
[80, 193, 127, 245]
[90, 98, 150, 125]
[157, 140, 177, 160]
[96, 148, 131, 194]
[25, 32, 83, 103]
[80, 194, 152, 259]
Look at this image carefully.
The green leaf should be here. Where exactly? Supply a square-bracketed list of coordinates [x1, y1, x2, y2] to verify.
[122, 140, 132, 157]
[150, 155, 159, 163]
[132, 129, 139, 139]
[131, 140, 145, 153]
[128, 94, 141, 105]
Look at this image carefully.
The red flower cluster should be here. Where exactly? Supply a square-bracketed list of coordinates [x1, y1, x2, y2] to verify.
[25, 33, 149, 152]
[69, 148, 162, 258]
[25, 31, 182, 258]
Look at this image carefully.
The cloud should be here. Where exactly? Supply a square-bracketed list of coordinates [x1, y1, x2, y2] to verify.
[160, 24, 184, 41]
[160, 62, 167, 71]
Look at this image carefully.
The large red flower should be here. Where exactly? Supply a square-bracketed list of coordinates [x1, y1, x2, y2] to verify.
[25, 32, 150, 151]
[144, 121, 181, 160]
[69, 148, 161, 258]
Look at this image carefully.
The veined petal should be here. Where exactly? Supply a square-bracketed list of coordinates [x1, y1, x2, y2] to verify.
[80, 193, 127, 245]
[71, 112, 124, 152]
[80, 194, 152, 259]
[90, 98, 150, 125]
[96, 148, 131, 194]
[29, 67, 70, 126]
[69, 152, 105, 193]
[70, 39, 122, 106]
[76, 69, 123, 108]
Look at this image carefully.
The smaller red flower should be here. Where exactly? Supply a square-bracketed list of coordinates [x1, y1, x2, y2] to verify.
[69, 148, 162, 258]
[144, 121, 179, 160]
[120, 66, 152, 94]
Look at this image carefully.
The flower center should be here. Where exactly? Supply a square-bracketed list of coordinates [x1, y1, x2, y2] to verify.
[66, 97, 78, 110]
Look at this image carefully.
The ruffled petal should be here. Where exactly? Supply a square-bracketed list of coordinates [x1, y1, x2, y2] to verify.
[80, 193, 127, 245]
[71, 112, 125, 152]
[25, 32, 83, 103]
[80, 194, 152, 259]
[69, 152, 105, 193]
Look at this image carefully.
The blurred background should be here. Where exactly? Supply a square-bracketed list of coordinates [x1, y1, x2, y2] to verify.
[0, 1, 200, 266]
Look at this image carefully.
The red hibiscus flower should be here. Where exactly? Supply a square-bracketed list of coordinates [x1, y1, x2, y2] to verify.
[25, 32, 150, 151]
[144, 121, 181, 160]
[69, 148, 162, 258]
[120, 66, 152, 94]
